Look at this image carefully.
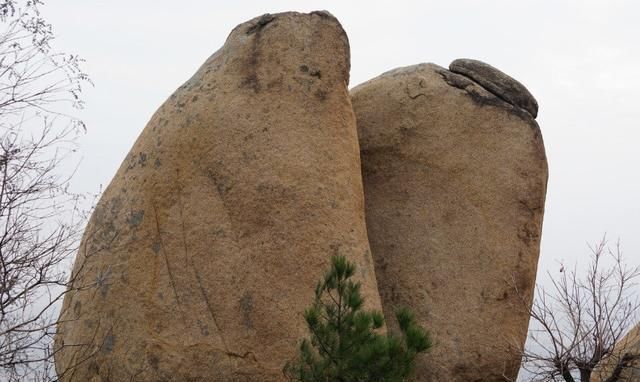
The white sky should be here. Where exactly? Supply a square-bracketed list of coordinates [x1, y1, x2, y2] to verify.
[41, 0, 639, 378]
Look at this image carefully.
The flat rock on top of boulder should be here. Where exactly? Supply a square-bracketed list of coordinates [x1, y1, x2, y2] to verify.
[450, 58, 539, 118]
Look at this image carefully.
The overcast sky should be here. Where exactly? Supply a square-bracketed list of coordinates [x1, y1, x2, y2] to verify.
[42, 1, 639, 377]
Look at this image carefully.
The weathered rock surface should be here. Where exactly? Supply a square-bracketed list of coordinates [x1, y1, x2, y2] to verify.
[594, 324, 640, 381]
[449, 58, 539, 118]
[351, 62, 548, 381]
[55, 11, 382, 381]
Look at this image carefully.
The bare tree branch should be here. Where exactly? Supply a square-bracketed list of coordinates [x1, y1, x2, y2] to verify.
[514, 236, 640, 382]
[0, 1, 92, 380]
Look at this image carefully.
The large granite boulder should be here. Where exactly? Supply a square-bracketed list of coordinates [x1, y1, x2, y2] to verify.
[55, 11, 382, 381]
[351, 60, 548, 381]
[594, 324, 640, 381]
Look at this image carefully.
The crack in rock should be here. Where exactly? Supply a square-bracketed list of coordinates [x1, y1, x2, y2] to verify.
[449, 58, 538, 118]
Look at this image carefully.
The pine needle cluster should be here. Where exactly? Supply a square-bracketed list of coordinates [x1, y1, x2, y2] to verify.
[284, 256, 431, 382]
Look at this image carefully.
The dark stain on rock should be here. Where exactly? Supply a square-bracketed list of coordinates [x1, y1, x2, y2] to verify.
[310, 10, 336, 20]
[449, 58, 538, 118]
[207, 169, 233, 196]
[182, 116, 193, 129]
[73, 301, 81, 316]
[436, 68, 536, 124]
[192, 95, 199, 103]
[154, 118, 167, 132]
[197, 320, 210, 336]
[496, 291, 509, 301]
[125, 152, 148, 171]
[154, 158, 161, 168]
[187, 80, 202, 91]
[266, 75, 284, 91]
[398, 124, 417, 137]
[519, 199, 543, 217]
[239, 292, 254, 329]
[148, 354, 159, 370]
[310, 11, 350, 83]
[87, 220, 118, 257]
[125, 153, 136, 171]
[96, 267, 112, 297]
[109, 196, 123, 217]
[151, 240, 161, 254]
[298, 64, 322, 79]
[518, 222, 539, 246]
[242, 15, 276, 93]
[242, 75, 260, 93]
[242, 150, 257, 162]
[102, 333, 115, 353]
[127, 210, 145, 228]
[246, 13, 275, 35]
[314, 89, 327, 101]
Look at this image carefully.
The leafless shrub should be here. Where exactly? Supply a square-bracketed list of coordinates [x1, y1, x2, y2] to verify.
[514, 237, 640, 382]
[0, 1, 91, 380]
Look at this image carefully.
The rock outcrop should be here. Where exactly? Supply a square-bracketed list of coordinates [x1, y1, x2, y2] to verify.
[55, 11, 382, 381]
[351, 61, 548, 381]
[449, 59, 539, 118]
[594, 324, 640, 381]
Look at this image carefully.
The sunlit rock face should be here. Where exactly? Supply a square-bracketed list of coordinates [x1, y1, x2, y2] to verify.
[351, 61, 548, 382]
[54, 11, 383, 382]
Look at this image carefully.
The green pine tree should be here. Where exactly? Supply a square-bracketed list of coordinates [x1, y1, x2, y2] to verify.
[284, 255, 431, 382]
